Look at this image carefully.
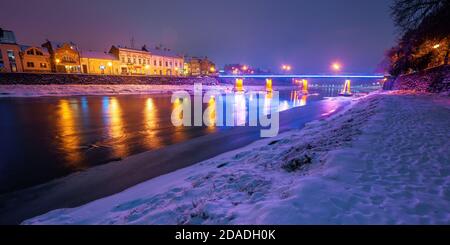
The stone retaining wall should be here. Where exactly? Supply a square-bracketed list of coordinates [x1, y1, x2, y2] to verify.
[385, 65, 450, 93]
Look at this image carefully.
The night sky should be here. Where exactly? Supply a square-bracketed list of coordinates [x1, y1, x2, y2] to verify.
[0, 0, 396, 73]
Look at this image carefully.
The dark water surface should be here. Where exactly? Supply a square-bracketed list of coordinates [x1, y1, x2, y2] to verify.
[0, 83, 379, 193]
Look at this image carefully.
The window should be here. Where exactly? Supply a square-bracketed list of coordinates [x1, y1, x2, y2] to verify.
[40, 63, 47, 68]
[159, 60, 162, 66]
[175, 62, 178, 67]
[0, 48, 4, 68]
[154, 60, 157, 66]
[27, 62, 35, 68]
[127, 57, 131, 63]
[122, 57, 125, 63]
[165, 61, 168, 67]
[170, 62, 172, 67]
[138, 59, 141, 64]
[26, 49, 35, 55]
[35, 50, 43, 56]
[133, 58, 136, 64]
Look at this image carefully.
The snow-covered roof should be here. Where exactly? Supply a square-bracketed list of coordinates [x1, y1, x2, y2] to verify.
[81, 51, 118, 60]
[19, 45, 50, 55]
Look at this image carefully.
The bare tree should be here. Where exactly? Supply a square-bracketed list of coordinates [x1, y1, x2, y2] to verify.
[391, 0, 447, 31]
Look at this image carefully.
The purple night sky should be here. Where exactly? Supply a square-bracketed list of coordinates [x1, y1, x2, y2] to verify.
[0, 0, 396, 73]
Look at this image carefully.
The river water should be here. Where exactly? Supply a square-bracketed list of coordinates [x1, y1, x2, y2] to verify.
[0, 81, 380, 193]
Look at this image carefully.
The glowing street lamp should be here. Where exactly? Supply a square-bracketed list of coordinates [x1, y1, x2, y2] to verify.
[282, 65, 292, 71]
[332, 62, 341, 72]
[433, 44, 440, 49]
[242, 65, 248, 71]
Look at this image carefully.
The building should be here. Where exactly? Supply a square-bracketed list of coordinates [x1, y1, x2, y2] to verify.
[19, 45, 51, 73]
[109, 45, 184, 76]
[185, 57, 216, 76]
[0, 28, 23, 72]
[109, 46, 152, 75]
[148, 47, 184, 76]
[42, 40, 81, 73]
[80, 51, 120, 75]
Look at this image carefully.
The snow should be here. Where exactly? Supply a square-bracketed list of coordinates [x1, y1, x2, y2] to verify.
[23, 91, 450, 224]
[0, 84, 233, 97]
[0, 84, 298, 97]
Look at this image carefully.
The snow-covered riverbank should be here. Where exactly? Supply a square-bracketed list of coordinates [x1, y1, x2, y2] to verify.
[23, 91, 450, 224]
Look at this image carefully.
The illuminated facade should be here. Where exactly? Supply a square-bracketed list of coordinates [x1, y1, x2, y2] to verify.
[80, 51, 120, 75]
[148, 48, 184, 76]
[109, 46, 152, 75]
[109, 46, 184, 76]
[20, 46, 51, 73]
[0, 29, 23, 72]
[42, 41, 81, 73]
[185, 57, 216, 76]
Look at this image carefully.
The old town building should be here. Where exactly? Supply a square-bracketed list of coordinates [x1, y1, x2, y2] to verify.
[80, 51, 120, 75]
[109, 46, 152, 75]
[148, 47, 184, 76]
[19, 46, 51, 73]
[42, 41, 81, 73]
[185, 57, 216, 76]
[0, 29, 23, 72]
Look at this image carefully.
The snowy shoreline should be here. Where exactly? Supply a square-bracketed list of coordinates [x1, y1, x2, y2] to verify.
[0, 84, 299, 97]
[20, 91, 450, 224]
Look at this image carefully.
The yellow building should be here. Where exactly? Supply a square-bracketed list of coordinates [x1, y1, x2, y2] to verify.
[149, 48, 184, 76]
[109, 46, 152, 75]
[20, 46, 51, 73]
[80, 51, 120, 75]
[42, 41, 81, 73]
[109, 45, 184, 76]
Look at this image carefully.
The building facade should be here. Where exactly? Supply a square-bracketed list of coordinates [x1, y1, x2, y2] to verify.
[0, 29, 23, 72]
[109, 46, 152, 75]
[185, 57, 216, 76]
[20, 46, 51, 73]
[80, 51, 120, 75]
[109, 45, 184, 76]
[42, 41, 81, 73]
[149, 48, 184, 76]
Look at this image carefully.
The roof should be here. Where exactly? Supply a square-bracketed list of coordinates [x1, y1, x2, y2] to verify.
[81, 51, 118, 60]
[0, 29, 17, 44]
[20, 45, 50, 55]
[113, 46, 150, 54]
[45, 41, 79, 51]
[149, 48, 182, 58]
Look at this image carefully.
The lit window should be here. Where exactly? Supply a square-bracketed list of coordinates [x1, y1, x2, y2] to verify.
[40, 63, 47, 68]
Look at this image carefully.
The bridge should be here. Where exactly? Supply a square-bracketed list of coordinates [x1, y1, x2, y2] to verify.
[218, 74, 385, 96]
[218, 74, 384, 78]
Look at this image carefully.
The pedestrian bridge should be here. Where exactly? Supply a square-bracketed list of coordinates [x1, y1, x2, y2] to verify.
[219, 74, 384, 79]
[218, 74, 385, 96]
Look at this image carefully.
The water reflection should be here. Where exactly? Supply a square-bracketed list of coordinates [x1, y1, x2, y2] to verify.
[103, 97, 128, 157]
[235, 92, 247, 125]
[143, 98, 162, 149]
[204, 96, 217, 132]
[57, 99, 82, 168]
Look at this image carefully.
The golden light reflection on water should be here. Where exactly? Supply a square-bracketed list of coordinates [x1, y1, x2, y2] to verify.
[204, 96, 217, 132]
[143, 98, 162, 149]
[105, 97, 128, 156]
[171, 97, 188, 142]
[57, 99, 82, 168]
[290, 90, 308, 107]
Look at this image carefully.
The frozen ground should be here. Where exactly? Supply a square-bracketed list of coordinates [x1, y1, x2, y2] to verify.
[0, 84, 233, 97]
[0, 84, 298, 97]
[23, 91, 450, 224]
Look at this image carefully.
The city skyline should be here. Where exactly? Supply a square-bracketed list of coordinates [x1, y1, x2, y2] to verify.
[0, 0, 396, 73]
